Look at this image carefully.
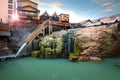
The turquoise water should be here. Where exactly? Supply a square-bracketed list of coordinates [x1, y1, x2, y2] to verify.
[0, 57, 120, 80]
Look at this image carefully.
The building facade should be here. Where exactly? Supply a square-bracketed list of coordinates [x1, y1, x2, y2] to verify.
[51, 12, 59, 21]
[40, 11, 50, 21]
[59, 14, 69, 23]
[17, 0, 40, 22]
[0, 0, 17, 23]
[40, 11, 69, 22]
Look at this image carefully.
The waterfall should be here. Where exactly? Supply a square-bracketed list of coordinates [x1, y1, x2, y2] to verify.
[14, 43, 27, 57]
[68, 38, 71, 54]
[67, 32, 71, 54]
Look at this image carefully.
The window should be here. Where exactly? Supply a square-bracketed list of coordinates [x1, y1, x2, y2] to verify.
[54, 14, 57, 17]
[25, 12, 28, 15]
[19, 11, 28, 15]
[31, 12, 36, 16]
[18, 4, 24, 8]
[19, 11, 23, 14]
[8, 10, 12, 14]
[33, 6, 37, 8]
[45, 14, 47, 16]
[8, 0, 13, 3]
[8, 4, 13, 9]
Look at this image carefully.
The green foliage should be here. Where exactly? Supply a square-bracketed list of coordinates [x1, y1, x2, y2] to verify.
[33, 39, 40, 50]
[37, 32, 63, 58]
[56, 38, 63, 54]
[74, 42, 80, 55]
[45, 48, 52, 54]
[73, 39, 83, 55]
[31, 29, 77, 58]
[52, 33, 57, 39]
[69, 53, 75, 61]
[44, 48, 52, 58]
[31, 51, 39, 57]
[68, 36, 89, 60]
[40, 45, 45, 52]
[68, 40, 82, 61]
[69, 53, 78, 61]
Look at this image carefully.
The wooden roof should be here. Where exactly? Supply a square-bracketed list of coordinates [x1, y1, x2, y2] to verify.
[51, 12, 58, 17]
[59, 13, 69, 16]
[41, 11, 50, 16]
[17, 0, 38, 5]
[18, 5, 40, 12]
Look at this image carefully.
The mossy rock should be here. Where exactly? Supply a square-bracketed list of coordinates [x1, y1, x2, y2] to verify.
[45, 48, 52, 54]
[44, 48, 52, 58]
[69, 54, 78, 61]
[31, 51, 39, 57]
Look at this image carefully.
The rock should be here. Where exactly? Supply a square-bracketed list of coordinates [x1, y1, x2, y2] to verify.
[90, 57, 101, 61]
[71, 56, 78, 62]
[74, 22, 120, 59]
[2, 47, 9, 50]
[79, 56, 90, 61]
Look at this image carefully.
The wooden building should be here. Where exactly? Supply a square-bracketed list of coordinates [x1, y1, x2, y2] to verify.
[51, 12, 59, 21]
[40, 10, 50, 21]
[17, 0, 40, 22]
[39, 11, 69, 23]
[59, 14, 69, 23]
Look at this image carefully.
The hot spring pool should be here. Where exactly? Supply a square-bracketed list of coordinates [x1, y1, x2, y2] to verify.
[0, 57, 120, 80]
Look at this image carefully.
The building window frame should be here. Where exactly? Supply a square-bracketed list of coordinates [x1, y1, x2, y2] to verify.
[8, 0, 13, 3]
[8, 4, 13, 9]
[18, 4, 24, 8]
[19, 11, 28, 15]
[8, 10, 13, 14]
[30, 12, 37, 16]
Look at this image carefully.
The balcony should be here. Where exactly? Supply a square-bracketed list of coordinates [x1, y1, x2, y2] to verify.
[19, 13, 38, 20]
[19, 11, 38, 17]
[19, 13, 37, 17]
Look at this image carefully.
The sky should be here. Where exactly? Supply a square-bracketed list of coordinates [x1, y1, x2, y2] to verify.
[33, 0, 120, 23]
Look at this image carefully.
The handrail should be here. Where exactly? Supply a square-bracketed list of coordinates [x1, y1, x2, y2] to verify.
[25, 20, 50, 44]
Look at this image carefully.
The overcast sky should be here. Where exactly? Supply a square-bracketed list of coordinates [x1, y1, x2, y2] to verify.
[34, 0, 120, 23]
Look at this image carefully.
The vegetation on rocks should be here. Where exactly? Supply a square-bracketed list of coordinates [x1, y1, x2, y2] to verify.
[31, 29, 77, 59]
[31, 23, 120, 61]
[31, 30, 67, 58]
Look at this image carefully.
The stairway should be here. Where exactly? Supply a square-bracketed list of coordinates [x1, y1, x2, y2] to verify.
[25, 20, 50, 44]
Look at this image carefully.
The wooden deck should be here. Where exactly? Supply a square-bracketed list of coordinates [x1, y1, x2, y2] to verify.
[38, 20, 76, 27]
[0, 20, 77, 33]
[50, 21, 76, 27]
